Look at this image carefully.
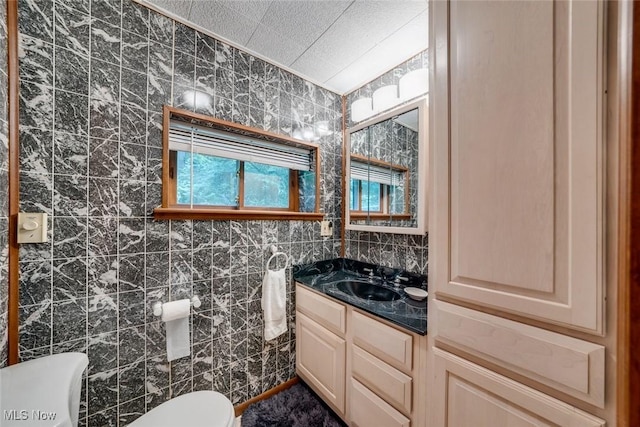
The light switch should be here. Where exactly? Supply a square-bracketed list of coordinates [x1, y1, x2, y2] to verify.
[17, 212, 48, 243]
[320, 220, 333, 237]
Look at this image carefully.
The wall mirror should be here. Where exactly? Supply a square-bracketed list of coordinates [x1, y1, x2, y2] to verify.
[345, 97, 428, 234]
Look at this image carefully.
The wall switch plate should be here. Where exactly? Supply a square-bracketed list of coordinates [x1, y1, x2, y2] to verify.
[320, 220, 333, 237]
[17, 212, 48, 243]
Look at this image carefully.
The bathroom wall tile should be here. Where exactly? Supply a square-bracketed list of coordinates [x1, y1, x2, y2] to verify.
[87, 331, 118, 374]
[19, 34, 53, 86]
[88, 369, 118, 414]
[19, 127, 53, 175]
[121, 1, 149, 37]
[118, 218, 145, 254]
[19, 81, 54, 131]
[119, 360, 146, 403]
[52, 298, 87, 343]
[54, 2, 91, 57]
[88, 218, 118, 256]
[18, 0, 54, 43]
[91, 0, 121, 26]
[53, 217, 87, 258]
[53, 257, 87, 301]
[118, 326, 146, 366]
[87, 292, 117, 335]
[88, 178, 118, 217]
[53, 175, 88, 217]
[118, 396, 145, 427]
[19, 260, 52, 306]
[121, 29, 149, 74]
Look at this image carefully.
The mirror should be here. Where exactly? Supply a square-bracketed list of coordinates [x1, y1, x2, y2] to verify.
[345, 97, 428, 234]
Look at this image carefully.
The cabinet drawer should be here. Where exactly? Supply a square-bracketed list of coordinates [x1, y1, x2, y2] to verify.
[350, 378, 410, 427]
[352, 345, 412, 415]
[296, 312, 346, 414]
[296, 284, 346, 336]
[352, 311, 413, 373]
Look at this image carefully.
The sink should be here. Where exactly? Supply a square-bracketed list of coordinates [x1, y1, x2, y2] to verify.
[336, 280, 401, 302]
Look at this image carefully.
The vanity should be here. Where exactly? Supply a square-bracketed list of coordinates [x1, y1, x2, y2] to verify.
[293, 259, 428, 427]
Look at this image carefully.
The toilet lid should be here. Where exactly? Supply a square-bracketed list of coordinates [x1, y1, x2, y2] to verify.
[128, 391, 235, 427]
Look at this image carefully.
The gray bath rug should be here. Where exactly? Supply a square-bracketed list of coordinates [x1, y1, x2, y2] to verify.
[241, 382, 346, 427]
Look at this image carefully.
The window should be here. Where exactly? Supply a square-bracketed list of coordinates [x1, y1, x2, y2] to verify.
[349, 156, 410, 219]
[155, 106, 323, 220]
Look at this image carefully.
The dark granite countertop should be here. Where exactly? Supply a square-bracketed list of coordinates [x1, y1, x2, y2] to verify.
[293, 258, 427, 335]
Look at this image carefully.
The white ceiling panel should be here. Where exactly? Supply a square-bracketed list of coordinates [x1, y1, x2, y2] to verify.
[245, 23, 310, 66]
[259, 1, 352, 48]
[141, 0, 429, 94]
[188, 1, 260, 45]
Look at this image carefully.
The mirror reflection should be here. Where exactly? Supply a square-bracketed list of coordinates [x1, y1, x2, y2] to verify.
[346, 98, 427, 233]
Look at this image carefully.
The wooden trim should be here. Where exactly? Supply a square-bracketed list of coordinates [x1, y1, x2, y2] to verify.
[234, 377, 299, 416]
[162, 105, 171, 207]
[350, 213, 412, 221]
[350, 153, 409, 172]
[340, 95, 347, 257]
[153, 207, 324, 221]
[7, 0, 20, 366]
[314, 146, 321, 212]
[619, 1, 640, 425]
[237, 161, 245, 208]
[289, 170, 299, 211]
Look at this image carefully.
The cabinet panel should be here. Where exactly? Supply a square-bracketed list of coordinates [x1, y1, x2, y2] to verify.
[433, 0, 605, 333]
[351, 345, 413, 415]
[296, 284, 346, 336]
[435, 301, 605, 407]
[296, 312, 346, 414]
[432, 349, 605, 427]
[349, 378, 410, 427]
[352, 311, 413, 373]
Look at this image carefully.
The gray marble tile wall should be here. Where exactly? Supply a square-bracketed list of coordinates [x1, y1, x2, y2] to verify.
[0, 0, 9, 369]
[15, 0, 342, 425]
[343, 51, 429, 276]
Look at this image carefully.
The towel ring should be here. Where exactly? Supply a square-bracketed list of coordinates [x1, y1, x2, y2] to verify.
[266, 245, 291, 271]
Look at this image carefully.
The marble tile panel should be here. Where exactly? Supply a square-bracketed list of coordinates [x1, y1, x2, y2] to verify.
[145, 182, 162, 216]
[230, 302, 247, 334]
[90, 58, 121, 103]
[87, 368, 118, 414]
[87, 255, 118, 295]
[118, 218, 145, 254]
[19, 260, 52, 306]
[53, 175, 88, 216]
[121, 0, 149, 37]
[229, 275, 246, 306]
[193, 310, 212, 344]
[87, 292, 117, 335]
[192, 280, 212, 312]
[119, 142, 146, 182]
[19, 34, 54, 86]
[118, 325, 146, 366]
[170, 250, 192, 286]
[173, 50, 195, 88]
[148, 10, 173, 45]
[89, 178, 118, 217]
[118, 360, 146, 403]
[171, 353, 193, 383]
[118, 396, 145, 427]
[53, 257, 87, 301]
[53, 216, 87, 258]
[52, 298, 87, 343]
[119, 180, 146, 217]
[18, 0, 54, 43]
[88, 218, 118, 257]
[145, 251, 170, 289]
[233, 74, 249, 106]
[121, 68, 147, 109]
[145, 219, 169, 253]
[87, 331, 118, 374]
[90, 0, 122, 26]
[120, 104, 147, 145]
[192, 248, 212, 282]
[87, 407, 116, 427]
[54, 131, 89, 176]
[19, 81, 54, 131]
[54, 2, 90, 57]
[174, 22, 195, 55]
[87, 137, 118, 179]
[91, 18, 121, 65]
[213, 364, 231, 397]
[118, 290, 145, 328]
[148, 40, 173, 82]
[195, 31, 215, 64]
[19, 128, 53, 175]
[145, 322, 166, 359]
[121, 28, 149, 74]
[89, 98, 119, 140]
[170, 219, 192, 250]
[146, 146, 163, 183]
[147, 75, 171, 114]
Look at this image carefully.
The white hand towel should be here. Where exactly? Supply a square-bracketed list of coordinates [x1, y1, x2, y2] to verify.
[162, 299, 191, 362]
[262, 269, 287, 341]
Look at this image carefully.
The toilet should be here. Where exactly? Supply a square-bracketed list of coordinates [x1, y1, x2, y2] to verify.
[128, 390, 236, 427]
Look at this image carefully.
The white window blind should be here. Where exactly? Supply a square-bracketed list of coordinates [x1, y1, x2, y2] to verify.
[351, 160, 403, 186]
[169, 120, 313, 171]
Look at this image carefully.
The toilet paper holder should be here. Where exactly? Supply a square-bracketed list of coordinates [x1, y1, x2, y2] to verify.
[153, 295, 201, 317]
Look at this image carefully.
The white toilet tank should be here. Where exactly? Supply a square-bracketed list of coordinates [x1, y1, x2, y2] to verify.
[0, 352, 88, 427]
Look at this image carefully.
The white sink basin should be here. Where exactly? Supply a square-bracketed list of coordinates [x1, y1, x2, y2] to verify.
[0, 353, 88, 427]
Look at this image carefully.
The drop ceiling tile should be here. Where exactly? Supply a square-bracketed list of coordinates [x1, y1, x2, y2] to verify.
[291, 51, 342, 83]
[218, 0, 273, 23]
[188, 1, 260, 45]
[148, 0, 193, 18]
[246, 23, 309, 66]
[258, 1, 353, 47]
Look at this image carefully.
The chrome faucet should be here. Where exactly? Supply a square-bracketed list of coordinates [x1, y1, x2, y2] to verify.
[363, 268, 375, 282]
[393, 275, 409, 288]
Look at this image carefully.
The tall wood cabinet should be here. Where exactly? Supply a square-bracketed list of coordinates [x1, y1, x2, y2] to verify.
[428, 0, 616, 425]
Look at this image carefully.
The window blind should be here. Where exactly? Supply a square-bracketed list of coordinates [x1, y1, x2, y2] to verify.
[169, 120, 313, 171]
[351, 160, 403, 186]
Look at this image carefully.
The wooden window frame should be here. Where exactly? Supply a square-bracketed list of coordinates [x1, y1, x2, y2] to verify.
[154, 106, 323, 221]
[349, 153, 412, 221]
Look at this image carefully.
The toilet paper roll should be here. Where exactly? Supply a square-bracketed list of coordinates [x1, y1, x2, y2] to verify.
[161, 299, 191, 322]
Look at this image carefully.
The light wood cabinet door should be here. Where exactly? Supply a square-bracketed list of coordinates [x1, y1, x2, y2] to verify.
[296, 312, 346, 415]
[431, 349, 605, 427]
[431, 0, 605, 333]
[349, 378, 411, 427]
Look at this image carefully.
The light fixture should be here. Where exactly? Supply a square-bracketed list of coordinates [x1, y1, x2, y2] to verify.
[399, 68, 428, 101]
[372, 85, 399, 113]
[350, 97, 374, 122]
[181, 90, 213, 109]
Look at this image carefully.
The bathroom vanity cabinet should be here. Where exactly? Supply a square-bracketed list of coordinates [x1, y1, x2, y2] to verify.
[295, 284, 427, 427]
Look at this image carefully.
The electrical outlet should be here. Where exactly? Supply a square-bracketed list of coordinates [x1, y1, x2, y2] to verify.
[320, 220, 333, 237]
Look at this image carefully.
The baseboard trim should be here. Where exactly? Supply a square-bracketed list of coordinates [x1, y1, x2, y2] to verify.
[234, 377, 300, 416]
